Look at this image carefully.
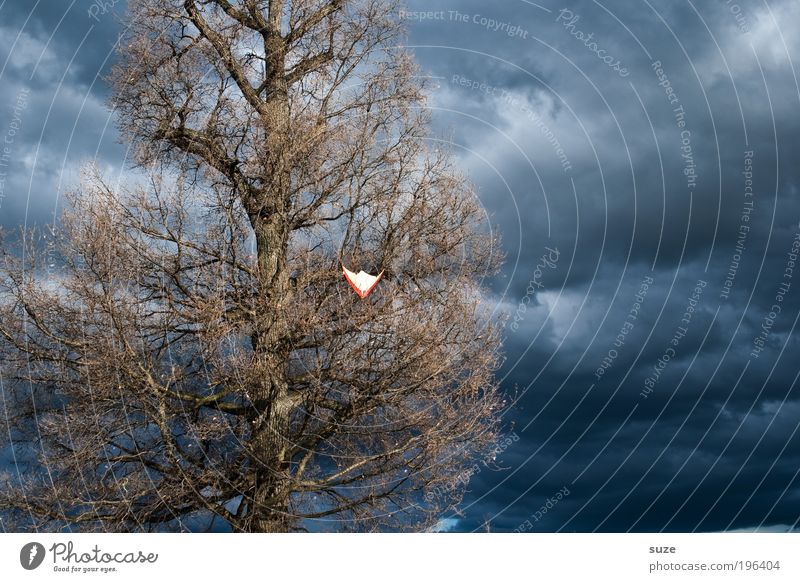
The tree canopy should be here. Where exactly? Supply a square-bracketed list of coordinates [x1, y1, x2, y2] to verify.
[0, 0, 504, 532]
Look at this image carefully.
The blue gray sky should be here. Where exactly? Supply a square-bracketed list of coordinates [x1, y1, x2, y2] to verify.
[2, 0, 800, 532]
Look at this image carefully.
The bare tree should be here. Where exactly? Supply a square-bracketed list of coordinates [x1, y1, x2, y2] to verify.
[0, 0, 504, 532]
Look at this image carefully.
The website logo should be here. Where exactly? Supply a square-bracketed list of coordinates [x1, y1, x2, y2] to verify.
[20, 542, 46, 570]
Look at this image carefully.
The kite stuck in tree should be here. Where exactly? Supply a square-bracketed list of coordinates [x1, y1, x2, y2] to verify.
[342, 264, 384, 299]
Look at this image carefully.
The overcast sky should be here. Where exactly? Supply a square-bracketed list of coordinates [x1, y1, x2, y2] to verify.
[2, 0, 800, 532]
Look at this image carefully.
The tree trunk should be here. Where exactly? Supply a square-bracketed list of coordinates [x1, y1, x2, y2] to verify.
[246, 38, 294, 530]
[247, 215, 292, 532]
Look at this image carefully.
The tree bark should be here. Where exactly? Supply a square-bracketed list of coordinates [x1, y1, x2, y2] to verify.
[246, 31, 294, 530]
[247, 217, 292, 532]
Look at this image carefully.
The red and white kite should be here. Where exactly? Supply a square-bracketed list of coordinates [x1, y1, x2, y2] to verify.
[342, 264, 384, 299]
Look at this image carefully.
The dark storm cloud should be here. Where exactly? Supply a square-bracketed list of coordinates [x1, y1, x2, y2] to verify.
[0, 0, 125, 230]
[1, 0, 123, 89]
[2, 0, 800, 533]
[402, 0, 800, 532]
